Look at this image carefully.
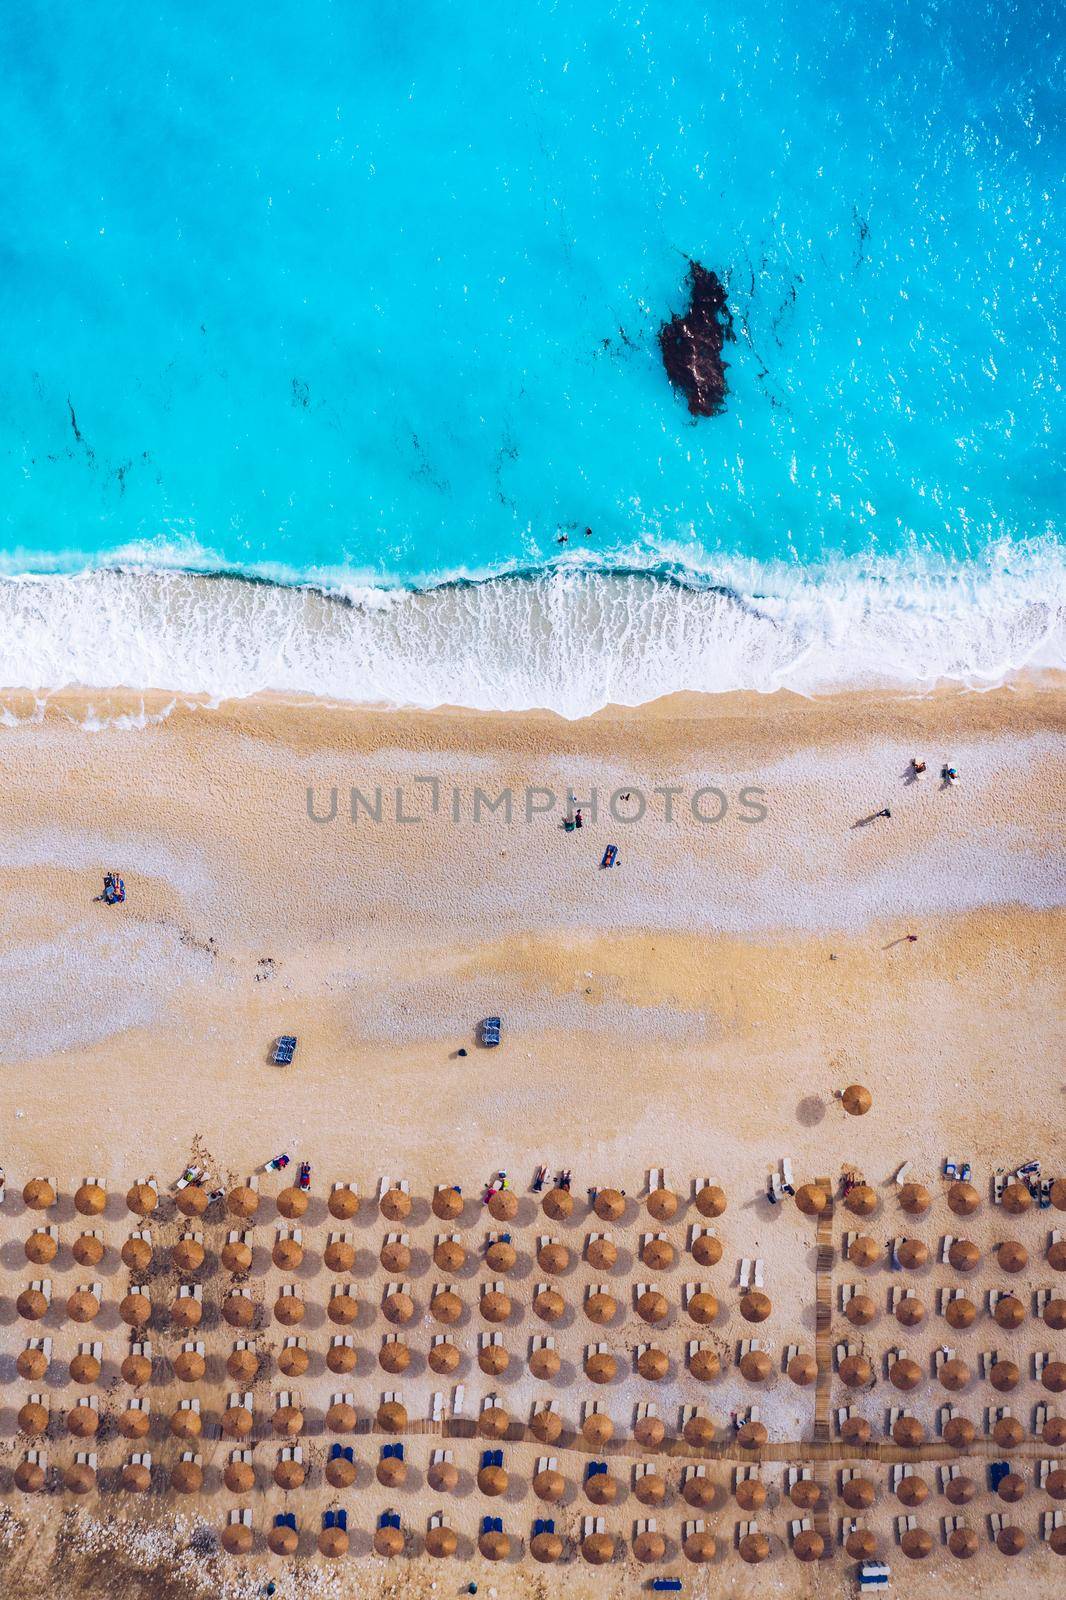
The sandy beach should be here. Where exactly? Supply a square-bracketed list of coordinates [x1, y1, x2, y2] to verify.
[0, 681, 1064, 1599]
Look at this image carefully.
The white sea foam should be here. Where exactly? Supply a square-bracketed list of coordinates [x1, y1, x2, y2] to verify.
[0, 544, 1063, 719]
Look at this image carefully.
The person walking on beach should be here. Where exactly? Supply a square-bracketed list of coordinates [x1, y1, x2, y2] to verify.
[574, 809, 583, 829]
[877, 807, 891, 819]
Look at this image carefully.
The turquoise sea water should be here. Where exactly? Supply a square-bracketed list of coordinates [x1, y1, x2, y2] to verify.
[0, 0, 1063, 710]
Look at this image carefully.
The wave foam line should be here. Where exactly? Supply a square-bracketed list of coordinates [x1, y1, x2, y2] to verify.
[0, 550, 1064, 718]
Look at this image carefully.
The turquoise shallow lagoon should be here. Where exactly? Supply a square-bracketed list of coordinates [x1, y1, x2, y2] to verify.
[0, 1, 1063, 709]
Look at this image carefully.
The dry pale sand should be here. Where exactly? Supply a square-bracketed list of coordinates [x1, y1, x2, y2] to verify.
[0, 682, 1063, 1599]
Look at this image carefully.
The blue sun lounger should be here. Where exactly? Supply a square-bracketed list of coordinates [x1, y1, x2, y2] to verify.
[273, 1036, 297, 1065]
[480, 1017, 501, 1047]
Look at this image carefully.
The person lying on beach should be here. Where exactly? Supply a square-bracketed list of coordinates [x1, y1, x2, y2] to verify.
[912, 758, 926, 775]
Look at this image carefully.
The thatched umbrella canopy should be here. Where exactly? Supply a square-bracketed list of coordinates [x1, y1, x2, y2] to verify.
[740, 1290, 772, 1323]
[842, 1475, 876, 1509]
[795, 1183, 826, 1216]
[948, 1526, 979, 1559]
[323, 1288, 358, 1327]
[121, 1235, 152, 1273]
[424, 1525, 457, 1558]
[585, 1349, 617, 1384]
[740, 1349, 772, 1383]
[221, 1402, 253, 1439]
[635, 1345, 668, 1381]
[736, 1477, 767, 1511]
[635, 1469, 667, 1505]
[849, 1234, 881, 1266]
[117, 1289, 150, 1328]
[996, 1526, 1026, 1556]
[324, 1453, 356, 1489]
[478, 1403, 511, 1440]
[943, 1415, 976, 1449]
[1043, 1361, 1066, 1393]
[939, 1357, 971, 1391]
[278, 1343, 309, 1379]
[994, 1294, 1025, 1330]
[529, 1344, 560, 1379]
[948, 1181, 980, 1216]
[66, 1288, 100, 1323]
[273, 1236, 305, 1271]
[481, 1287, 511, 1323]
[476, 1462, 508, 1496]
[586, 1234, 617, 1271]
[173, 1348, 205, 1382]
[998, 1239, 1028, 1272]
[996, 1472, 1026, 1503]
[846, 1528, 879, 1560]
[372, 1523, 403, 1557]
[325, 1399, 357, 1434]
[170, 1295, 203, 1330]
[267, 1523, 299, 1556]
[432, 1185, 463, 1220]
[948, 1238, 980, 1272]
[687, 1290, 718, 1325]
[594, 1188, 626, 1221]
[893, 1415, 925, 1448]
[271, 1402, 304, 1437]
[945, 1295, 977, 1330]
[992, 1416, 1024, 1448]
[171, 1236, 205, 1273]
[845, 1184, 878, 1217]
[793, 1529, 825, 1562]
[485, 1238, 517, 1272]
[533, 1287, 565, 1323]
[432, 1238, 465, 1273]
[1002, 1182, 1031, 1215]
[169, 1407, 202, 1440]
[633, 1528, 666, 1563]
[72, 1233, 105, 1268]
[478, 1530, 511, 1562]
[895, 1293, 925, 1327]
[74, 1181, 106, 1217]
[23, 1178, 56, 1211]
[274, 1456, 306, 1491]
[118, 1405, 151, 1439]
[899, 1182, 930, 1216]
[841, 1415, 871, 1444]
[221, 1294, 255, 1333]
[738, 1418, 768, 1447]
[273, 1291, 305, 1327]
[17, 1346, 49, 1381]
[530, 1406, 563, 1444]
[633, 1412, 665, 1448]
[896, 1473, 928, 1507]
[900, 1527, 932, 1560]
[16, 1280, 47, 1318]
[788, 1351, 818, 1386]
[1044, 1297, 1066, 1330]
[1052, 1178, 1066, 1211]
[585, 1289, 618, 1325]
[64, 1462, 97, 1494]
[946, 1473, 977, 1505]
[530, 1530, 563, 1563]
[380, 1339, 411, 1374]
[67, 1402, 100, 1437]
[839, 1353, 872, 1388]
[682, 1529, 716, 1563]
[121, 1352, 152, 1388]
[24, 1230, 57, 1265]
[581, 1530, 615, 1564]
[18, 1401, 49, 1437]
[378, 1399, 408, 1433]
[319, 1526, 350, 1558]
[896, 1237, 928, 1269]
[682, 1413, 715, 1449]
[1052, 1525, 1066, 1556]
[126, 1182, 157, 1217]
[689, 1346, 720, 1382]
[890, 1356, 922, 1391]
[220, 1237, 253, 1273]
[989, 1359, 1019, 1392]
[382, 1289, 413, 1325]
[642, 1236, 675, 1271]
[538, 1240, 570, 1274]
[14, 1459, 46, 1493]
[428, 1457, 459, 1492]
[542, 1186, 573, 1221]
[479, 1343, 511, 1377]
[1043, 1417, 1066, 1448]
[428, 1340, 460, 1375]
[845, 1292, 877, 1327]
[176, 1184, 208, 1218]
[682, 1472, 716, 1509]
[487, 1188, 517, 1222]
[636, 1288, 668, 1324]
[647, 1186, 678, 1222]
[328, 1185, 360, 1219]
[226, 1184, 259, 1219]
[219, 1459, 252, 1491]
[533, 1465, 566, 1502]
[842, 1083, 872, 1116]
[121, 1461, 152, 1494]
[1046, 1467, 1066, 1499]
[379, 1237, 410, 1274]
[377, 1453, 407, 1487]
[691, 1232, 723, 1267]
[171, 1458, 203, 1494]
[581, 1410, 614, 1447]
[276, 1186, 308, 1220]
[695, 1183, 727, 1217]
[790, 1478, 821, 1510]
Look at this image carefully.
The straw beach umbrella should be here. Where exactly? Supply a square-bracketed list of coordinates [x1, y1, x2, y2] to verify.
[788, 1351, 818, 1386]
[896, 1237, 928, 1269]
[849, 1234, 880, 1266]
[121, 1351, 153, 1387]
[529, 1342, 560, 1379]
[276, 1185, 307, 1220]
[635, 1468, 666, 1505]
[998, 1239, 1028, 1272]
[543, 1185, 573, 1221]
[485, 1237, 516, 1272]
[25, 1231, 57, 1265]
[586, 1234, 617, 1270]
[846, 1529, 879, 1560]
[994, 1294, 1025, 1329]
[893, 1415, 924, 1447]
[433, 1237, 465, 1273]
[948, 1238, 980, 1271]
[845, 1292, 877, 1327]
[432, 1185, 463, 1220]
[23, 1178, 56, 1211]
[740, 1289, 771, 1322]
[487, 1188, 517, 1222]
[328, 1184, 359, 1219]
[695, 1183, 726, 1217]
[691, 1231, 722, 1266]
[530, 1529, 563, 1563]
[948, 1526, 979, 1559]
[944, 1416, 976, 1449]
[226, 1183, 259, 1218]
[121, 1235, 152, 1272]
[989, 1359, 1020, 1392]
[594, 1188, 625, 1221]
[683, 1529, 716, 1562]
[424, 1524, 457, 1559]
[647, 1185, 679, 1221]
[948, 1181, 980, 1216]
[380, 1338, 411, 1374]
[689, 1346, 720, 1381]
[17, 1346, 49, 1381]
[72, 1232, 104, 1267]
[176, 1183, 208, 1218]
[17, 1287, 48, 1321]
[845, 1184, 878, 1216]
[901, 1527, 932, 1559]
[74, 1181, 106, 1217]
[221, 1235, 253, 1272]
[842, 1083, 872, 1115]
[795, 1183, 826, 1216]
[899, 1183, 930, 1215]
[1002, 1182, 1031, 1215]
[126, 1181, 157, 1217]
